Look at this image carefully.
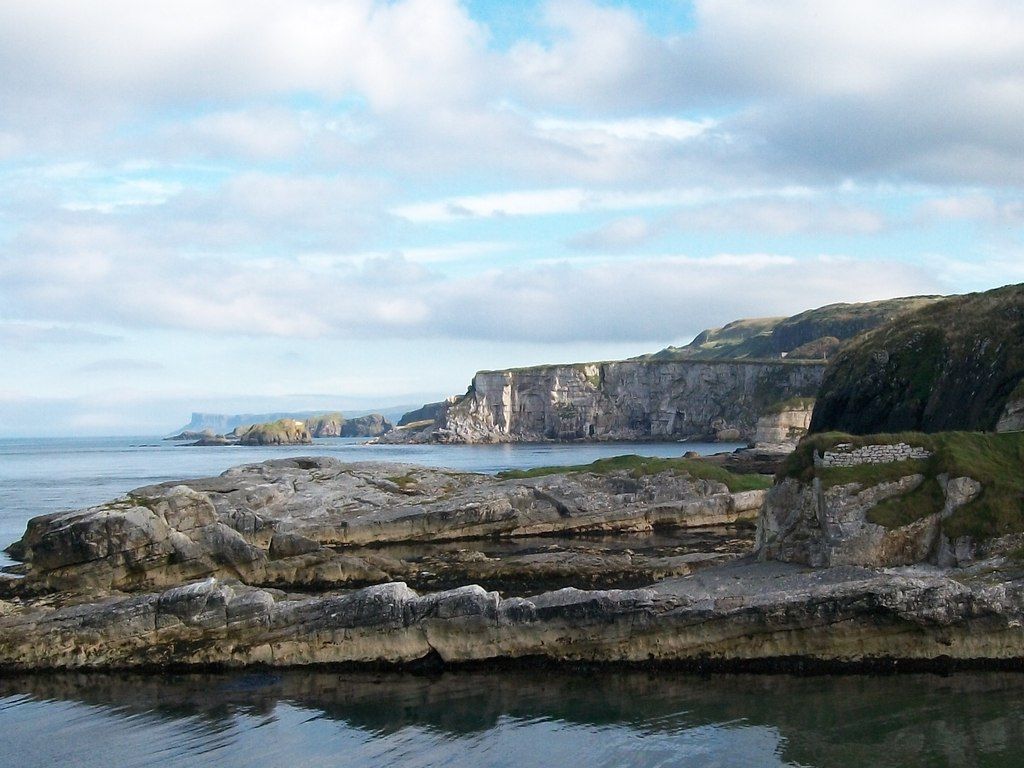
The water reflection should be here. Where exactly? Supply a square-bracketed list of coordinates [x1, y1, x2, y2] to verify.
[2, 669, 1022, 767]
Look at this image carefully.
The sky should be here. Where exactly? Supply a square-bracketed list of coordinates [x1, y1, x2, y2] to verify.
[1, 0, 1023, 436]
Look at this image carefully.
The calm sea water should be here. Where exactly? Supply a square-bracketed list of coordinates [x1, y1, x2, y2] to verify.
[2, 669, 1023, 768]
[3, 437, 1022, 767]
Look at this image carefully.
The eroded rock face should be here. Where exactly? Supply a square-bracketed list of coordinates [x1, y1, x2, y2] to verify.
[756, 474, 983, 568]
[3, 563, 1023, 670]
[753, 401, 814, 452]
[6, 457, 764, 593]
[402, 361, 824, 444]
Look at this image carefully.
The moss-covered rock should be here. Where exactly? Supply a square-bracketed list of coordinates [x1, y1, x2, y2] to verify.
[810, 284, 1024, 434]
[761, 431, 1024, 566]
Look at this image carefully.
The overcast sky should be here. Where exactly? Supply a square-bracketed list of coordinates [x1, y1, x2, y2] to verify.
[2, 0, 1023, 435]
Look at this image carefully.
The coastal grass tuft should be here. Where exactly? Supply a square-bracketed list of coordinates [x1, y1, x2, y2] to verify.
[780, 430, 1024, 539]
[385, 472, 419, 490]
[497, 454, 773, 493]
[866, 477, 944, 528]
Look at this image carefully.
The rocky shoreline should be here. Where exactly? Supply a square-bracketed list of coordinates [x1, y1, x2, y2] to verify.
[2, 561, 1021, 671]
[2, 443, 1023, 672]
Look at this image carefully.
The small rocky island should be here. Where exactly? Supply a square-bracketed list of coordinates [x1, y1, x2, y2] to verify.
[166, 413, 394, 446]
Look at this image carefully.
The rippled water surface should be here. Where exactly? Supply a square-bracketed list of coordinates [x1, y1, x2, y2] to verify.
[0, 436, 736, 567]
[2, 669, 1023, 768]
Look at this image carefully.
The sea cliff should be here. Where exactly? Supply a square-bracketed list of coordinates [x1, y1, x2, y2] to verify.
[393, 360, 824, 444]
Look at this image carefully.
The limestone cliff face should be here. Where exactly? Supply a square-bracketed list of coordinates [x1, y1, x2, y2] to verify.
[434, 361, 825, 443]
[753, 400, 815, 451]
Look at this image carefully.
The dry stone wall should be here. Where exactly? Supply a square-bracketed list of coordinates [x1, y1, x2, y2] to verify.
[814, 443, 932, 469]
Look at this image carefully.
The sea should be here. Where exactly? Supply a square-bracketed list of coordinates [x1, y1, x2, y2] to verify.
[1, 436, 1022, 767]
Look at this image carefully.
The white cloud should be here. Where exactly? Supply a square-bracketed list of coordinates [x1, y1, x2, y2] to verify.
[0, 321, 119, 347]
[534, 116, 715, 142]
[61, 179, 184, 213]
[672, 201, 888, 236]
[424, 254, 938, 342]
[567, 200, 887, 250]
[0, 0, 490, 111]
[0, 220, 941, 343]
[917, 194, 1024, 226]
[74, 358, 166, 375]
[567, 216, 655, 251]
[393, 185, 816, 223]
[159, 108, 308, 160]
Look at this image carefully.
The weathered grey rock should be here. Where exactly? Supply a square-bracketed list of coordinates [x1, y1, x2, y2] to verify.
[756, 473, 983, 568]
[2, 562, 1023, 670]
[340, 413, 392, 437]
[7, 457, 764, 593]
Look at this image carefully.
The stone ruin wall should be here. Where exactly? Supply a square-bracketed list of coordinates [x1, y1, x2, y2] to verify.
[814, 442, 932, 469]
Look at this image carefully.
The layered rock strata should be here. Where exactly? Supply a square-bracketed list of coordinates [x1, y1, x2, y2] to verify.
[752, 400, 815, 453]
[2, 563, 1022, 670]
[395, 360, 825, 444]
[5, 457, 764, 594]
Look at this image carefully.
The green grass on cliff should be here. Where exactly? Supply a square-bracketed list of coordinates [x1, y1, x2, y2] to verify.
[779, 431, 1024, 539]
[763, 396, 816, 414]
[497, 454, 773, 493]
[809, 284, 1024, 435]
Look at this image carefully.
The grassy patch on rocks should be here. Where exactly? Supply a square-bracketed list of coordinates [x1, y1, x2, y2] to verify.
[779, 431, 1024, 539]
[497, 455, 773, 493]
[763, 396, 816, 414]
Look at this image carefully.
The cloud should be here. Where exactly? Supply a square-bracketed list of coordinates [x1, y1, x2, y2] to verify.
[533, 116, 715, 142]
[505, 0, 1024, 185]
[0, 220, 942, 343]
[916, 194, 1024, 226]
[74, 358, 166, 375]
[567, 199, 887, 251]
[0, 0, 490, 112]
[0, 321, 119, 347]
[672, 201, 888, 236]
[392, 185, 818, 223]
[157, 108, 309, 161]
[424, 254, 939, 343]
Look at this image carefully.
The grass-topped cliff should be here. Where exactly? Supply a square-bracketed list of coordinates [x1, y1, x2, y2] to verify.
[810, 284, 1024, 435]
[643, 296, 941, 362]
[233, 419, 313, 446]
[779, 431, 1024, 541]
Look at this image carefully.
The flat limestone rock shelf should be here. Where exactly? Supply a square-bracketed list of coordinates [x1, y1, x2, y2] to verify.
[2, 562, 1023, 670]
[328, 528, 753, 595]
[3, 456, 766, 594]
